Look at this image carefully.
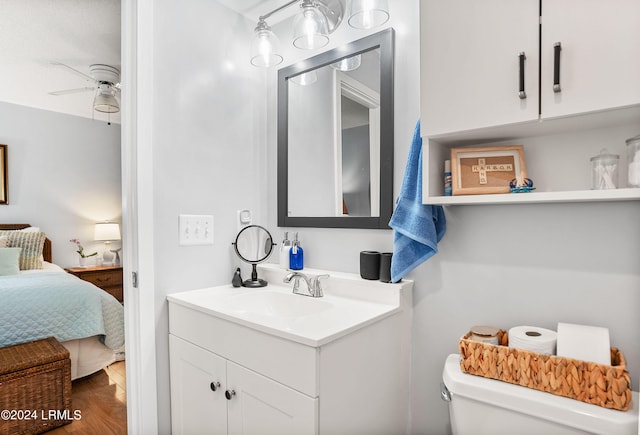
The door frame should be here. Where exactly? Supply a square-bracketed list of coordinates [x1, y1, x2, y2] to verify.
[121, 0, 159, 432]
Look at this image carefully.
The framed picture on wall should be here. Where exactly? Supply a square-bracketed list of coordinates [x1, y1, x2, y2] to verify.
[451, 145, 527, 195]
[0, 145, 7, 204]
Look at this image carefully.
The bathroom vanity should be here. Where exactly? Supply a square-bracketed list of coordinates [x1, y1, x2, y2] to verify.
[167, 264, 413, 435]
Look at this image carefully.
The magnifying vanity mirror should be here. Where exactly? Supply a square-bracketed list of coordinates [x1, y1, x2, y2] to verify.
[278, 28, 394, 229]
[232, 225, 276, 287]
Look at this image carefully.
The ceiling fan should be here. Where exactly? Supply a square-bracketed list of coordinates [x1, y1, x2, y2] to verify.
[49, 63, 121, 114]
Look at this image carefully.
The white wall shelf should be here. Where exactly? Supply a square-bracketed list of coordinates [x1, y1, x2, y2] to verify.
[426, 188, 640, 206]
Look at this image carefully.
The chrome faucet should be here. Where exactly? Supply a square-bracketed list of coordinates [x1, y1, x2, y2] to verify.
[283, 271, 329, 298]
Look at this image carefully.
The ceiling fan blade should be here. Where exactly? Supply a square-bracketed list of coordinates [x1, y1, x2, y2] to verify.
[50, 62, 96, 83]
[49, 87, 95, 96]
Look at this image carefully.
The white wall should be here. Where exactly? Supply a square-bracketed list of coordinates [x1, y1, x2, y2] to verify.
[0, 101, 121, 267]
[146, 0, 640, 433]
[151, 1, 264, 432]
[265, 1, 640, 435]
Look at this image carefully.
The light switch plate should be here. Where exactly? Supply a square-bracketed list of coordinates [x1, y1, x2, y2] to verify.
[179, 214, 214, 246]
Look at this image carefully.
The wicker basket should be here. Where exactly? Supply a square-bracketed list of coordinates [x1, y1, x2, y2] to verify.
[0, 337, 72, 434]
[459, 330, 632, 411]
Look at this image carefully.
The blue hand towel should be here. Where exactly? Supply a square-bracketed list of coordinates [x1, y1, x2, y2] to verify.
[389, 120, 446, 283]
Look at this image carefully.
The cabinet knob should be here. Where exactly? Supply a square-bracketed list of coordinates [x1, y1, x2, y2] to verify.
[225, 389, 236, 400]
[210, 381, 221, 392]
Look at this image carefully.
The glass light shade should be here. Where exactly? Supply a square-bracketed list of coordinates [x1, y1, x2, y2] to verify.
[290, 70, 318, 86]
[94, 222, 121, 241]
[93, 84, 120, 113]
[331, 54, 362, 71]
[250, 23, 283, 68]
[293, 2, 330, 50]
[348, 0, 390, 29]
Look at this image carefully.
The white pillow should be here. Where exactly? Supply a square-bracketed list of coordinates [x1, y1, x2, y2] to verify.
[0, 236, 7, 248]
[0, 247, 22, 276]
[20, 227, 41, 232]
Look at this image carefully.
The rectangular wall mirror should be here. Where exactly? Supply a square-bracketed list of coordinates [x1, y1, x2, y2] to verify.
[278, 29, 394, 229]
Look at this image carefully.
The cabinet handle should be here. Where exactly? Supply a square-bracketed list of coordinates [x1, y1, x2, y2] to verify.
[553, 42, 562, 93]
[210, 381, 221, 392]
[225, 389, 236, 400]
[518, 52, 526, 99]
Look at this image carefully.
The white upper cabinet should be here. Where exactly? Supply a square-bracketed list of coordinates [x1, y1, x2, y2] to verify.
[421, 0, 539, 136]
[421, 0, 640, 137]
[540, 0, 640, 119]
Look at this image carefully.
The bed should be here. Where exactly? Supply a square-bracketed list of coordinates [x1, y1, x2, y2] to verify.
[0, 224, 124, 380]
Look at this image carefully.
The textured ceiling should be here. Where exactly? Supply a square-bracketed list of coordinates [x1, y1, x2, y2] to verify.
[0, 0, 121, 123]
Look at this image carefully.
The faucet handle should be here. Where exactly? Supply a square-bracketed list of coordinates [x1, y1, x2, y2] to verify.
[311, 274, 330, 295]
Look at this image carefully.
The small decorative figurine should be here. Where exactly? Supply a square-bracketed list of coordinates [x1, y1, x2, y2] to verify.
[509, 177, 535, 193]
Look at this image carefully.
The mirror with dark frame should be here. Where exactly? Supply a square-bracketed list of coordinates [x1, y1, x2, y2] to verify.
[232, 225, 276, 287]
[278, 28, 394, 229]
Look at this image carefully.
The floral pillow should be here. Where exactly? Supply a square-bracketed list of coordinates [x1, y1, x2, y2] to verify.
[0, 231, 46, 270]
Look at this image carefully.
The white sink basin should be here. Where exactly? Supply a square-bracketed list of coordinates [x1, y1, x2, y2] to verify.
[167, 264, 413, 347]
[224, 290, 333, 318]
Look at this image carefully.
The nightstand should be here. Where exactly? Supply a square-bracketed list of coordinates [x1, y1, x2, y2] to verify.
[65, 265, 124, 303]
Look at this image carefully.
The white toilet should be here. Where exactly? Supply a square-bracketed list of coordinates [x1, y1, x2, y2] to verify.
[442, 354, 639, 435]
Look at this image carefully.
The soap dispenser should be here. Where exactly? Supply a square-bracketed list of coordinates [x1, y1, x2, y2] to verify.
[231, 267, 242, 287]
[289, 232, 304, 270]
[279, 232, 291, 269]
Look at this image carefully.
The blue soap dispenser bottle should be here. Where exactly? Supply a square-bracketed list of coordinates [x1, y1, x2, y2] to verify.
[289, 232, 304, 270]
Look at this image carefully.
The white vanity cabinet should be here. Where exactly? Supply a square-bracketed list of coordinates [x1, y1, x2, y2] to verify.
[420, 0, 640, 205]
[421, 0, 640, 136]
[168, 268, 413, 435]
[170, 335, 316, 435]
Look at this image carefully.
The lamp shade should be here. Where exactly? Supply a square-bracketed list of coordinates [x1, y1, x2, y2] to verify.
[348, 0, 390, 29]
[251, 21, 283, 67]
[94, 84, 120, 113]
[293, 0, 330, 50]
[94, 222, 121, 242]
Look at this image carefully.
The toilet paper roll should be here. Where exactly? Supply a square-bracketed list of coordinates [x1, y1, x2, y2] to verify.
[508, 326, 557, 355]
[556, 323, 611, 365]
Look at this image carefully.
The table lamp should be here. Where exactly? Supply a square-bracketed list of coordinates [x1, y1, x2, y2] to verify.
[94, 222, 121, 265]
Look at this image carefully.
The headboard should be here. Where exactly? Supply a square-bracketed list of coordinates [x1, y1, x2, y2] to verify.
[0, 224, 52, 263]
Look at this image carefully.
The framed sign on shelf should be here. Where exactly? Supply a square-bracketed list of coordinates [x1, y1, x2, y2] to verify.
[451, 145, 527, 195]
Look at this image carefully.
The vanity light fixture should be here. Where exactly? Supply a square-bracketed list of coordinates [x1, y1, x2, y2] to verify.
[251, 19, 284, 67]
[290, 70, 318, 85]
[331, 54, 362, 71]
[293, 0, 330, 49]
[250, 0, 390, 67]
[348, 0, 390, 29]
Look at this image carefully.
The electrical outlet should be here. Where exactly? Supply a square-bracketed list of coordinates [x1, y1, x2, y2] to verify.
[237, 209, 251, 232]
[179, 214, 214, 246]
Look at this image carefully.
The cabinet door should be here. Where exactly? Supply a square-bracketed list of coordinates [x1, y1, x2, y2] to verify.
[169, 335, 227, 435]
[541, 0, 640, 119]
[226, 361, 317, 435]
[420, 0, 539, 136]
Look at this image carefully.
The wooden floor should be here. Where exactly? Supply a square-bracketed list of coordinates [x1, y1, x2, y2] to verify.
[47, 361, 127, 434]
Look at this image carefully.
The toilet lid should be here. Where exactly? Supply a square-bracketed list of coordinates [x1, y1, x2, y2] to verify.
[442, 354, 638, 435]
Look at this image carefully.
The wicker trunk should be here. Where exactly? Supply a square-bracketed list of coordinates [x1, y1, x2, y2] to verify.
[0, 337, 72, 435]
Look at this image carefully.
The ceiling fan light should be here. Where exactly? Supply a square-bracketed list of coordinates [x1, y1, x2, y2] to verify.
[94, 85, 119, 113]
[348, 0, 390, 29]
[250, 20, 283, 67]
[293, 0, 330, 50]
